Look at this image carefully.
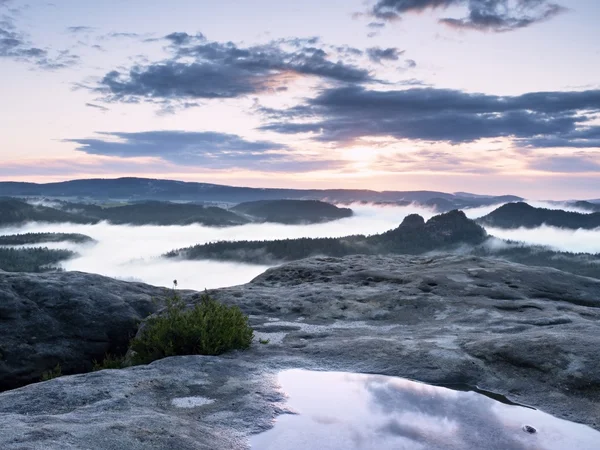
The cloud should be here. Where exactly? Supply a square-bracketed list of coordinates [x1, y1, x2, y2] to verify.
[260, 85, 600, 148]
[527, 154, 600, 173]
[520, 128, 600, 148]
[63, 130, 339, 172]
[366, 47, 404, 63]
[94, 34, 374, 104]
[65, 130, 284, 164]
[85, 103, 109, 112]
[67, 26, 95, 33]
[0, 3, 79, 69]
[104, 32, 144, 39]
[164, 31, 205, 45]
[369, 0, 566, 32]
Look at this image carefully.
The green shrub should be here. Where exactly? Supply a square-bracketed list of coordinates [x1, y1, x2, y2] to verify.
[129, 291, 253, 365]
[93, 353, 126, 371]
[41, 364, 62, 381]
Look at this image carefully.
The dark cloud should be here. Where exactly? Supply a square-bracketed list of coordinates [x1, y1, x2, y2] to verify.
[164, 31, 205, 46]
[332, 45, 364, 57]
[65, 130, 341, 172]
[367, 21, 386, 28]
[95, 35, 374, 104]
[63, 130, 339, 172]
[370, 0, 566, 32]
[260, 85, 600, 148]
[366, 46, 404, 63]
[521, 128, 600, 148]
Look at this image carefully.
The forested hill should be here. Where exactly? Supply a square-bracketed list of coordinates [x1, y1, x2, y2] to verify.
[0, 198, 248, 226]
[477, 202, 600, 229]
[0, 233, 94, 245]
[165, 209, 600, 279]
[165, 210, 488, 263]
[231, 200, 353, 224]
[0, 248, 75, 272]
[0, 198, 97, 226]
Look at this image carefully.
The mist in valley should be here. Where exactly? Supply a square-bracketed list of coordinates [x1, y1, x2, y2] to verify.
[1, 202, 599, 290]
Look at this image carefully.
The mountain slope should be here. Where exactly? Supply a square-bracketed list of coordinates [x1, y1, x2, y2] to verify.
[477, 202, 600, 229]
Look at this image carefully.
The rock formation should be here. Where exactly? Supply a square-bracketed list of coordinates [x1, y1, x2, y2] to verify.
[0, 271, 170, 390]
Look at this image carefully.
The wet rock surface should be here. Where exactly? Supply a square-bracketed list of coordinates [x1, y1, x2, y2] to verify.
[0, 255, 599, 449]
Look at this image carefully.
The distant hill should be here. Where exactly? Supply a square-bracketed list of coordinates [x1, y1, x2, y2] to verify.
[0, 198, 97, 226]
[0, 198, 355, 226]
[0, 247, 75, 272]
[0, 198, 248, 227]
[165, 210, 488, 264]
[569, 201, 600, 212]
[80, 201, 249, 226]
[231, 200, 352, 224]
[0, 177, 521, 206]
[0, 233, 94, 245]
[477, 202, 600, 229]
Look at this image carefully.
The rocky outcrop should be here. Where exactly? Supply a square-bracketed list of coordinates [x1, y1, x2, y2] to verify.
[0, 271, 170, 390]
[0, 255, 599, 449]
[374, 210, 488, 251]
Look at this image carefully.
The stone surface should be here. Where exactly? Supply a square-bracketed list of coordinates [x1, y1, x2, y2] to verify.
[0, 254, 599, 449]
[0, 271, 170, 390]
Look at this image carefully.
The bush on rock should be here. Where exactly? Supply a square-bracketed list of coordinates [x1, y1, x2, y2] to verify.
[129, 292, 253, 365]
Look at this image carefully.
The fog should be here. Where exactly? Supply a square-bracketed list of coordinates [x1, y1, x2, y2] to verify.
[484, 226, 600, 254]
[2, 202, 599, 290]
[0, 203, 437, 290]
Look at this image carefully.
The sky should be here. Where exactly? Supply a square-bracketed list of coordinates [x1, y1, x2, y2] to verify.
[1, 0, 599, 199]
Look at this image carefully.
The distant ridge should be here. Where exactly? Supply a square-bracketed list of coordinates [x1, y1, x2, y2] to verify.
[0, 177, 522, 208]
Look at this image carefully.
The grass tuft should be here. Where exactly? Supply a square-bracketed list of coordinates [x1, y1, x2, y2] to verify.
[40, 364, 62, 381]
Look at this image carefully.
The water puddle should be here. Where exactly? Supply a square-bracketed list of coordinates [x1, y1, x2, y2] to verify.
[250, 369, 600, 450]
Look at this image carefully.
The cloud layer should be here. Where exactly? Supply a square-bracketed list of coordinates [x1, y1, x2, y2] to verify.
[369, 0, 566, 32]
[260, 86, 600, 150]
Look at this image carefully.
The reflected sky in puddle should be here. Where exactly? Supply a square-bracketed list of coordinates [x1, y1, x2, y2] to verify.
[251, 370, 600, 450]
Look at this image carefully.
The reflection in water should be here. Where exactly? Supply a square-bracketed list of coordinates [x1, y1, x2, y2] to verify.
[250, 370, 600, 450]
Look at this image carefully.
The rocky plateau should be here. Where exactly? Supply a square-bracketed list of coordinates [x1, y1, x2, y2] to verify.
[0, 254, 599, 449]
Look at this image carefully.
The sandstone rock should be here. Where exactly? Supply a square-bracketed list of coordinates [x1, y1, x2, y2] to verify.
[0, 255, 599, 449]
[0, 271, 170, 390]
